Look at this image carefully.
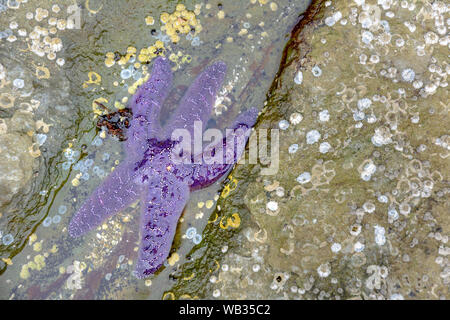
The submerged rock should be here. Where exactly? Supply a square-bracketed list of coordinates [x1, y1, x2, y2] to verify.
[0, 0, 312, 298]
[0, 110, 36, 208]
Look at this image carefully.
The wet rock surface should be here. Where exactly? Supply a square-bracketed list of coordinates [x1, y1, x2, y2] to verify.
[0, 110, 35, 208]
[167, 0, 449, 300]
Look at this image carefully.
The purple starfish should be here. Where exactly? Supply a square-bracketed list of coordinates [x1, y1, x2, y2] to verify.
[68, 57, 258, 278]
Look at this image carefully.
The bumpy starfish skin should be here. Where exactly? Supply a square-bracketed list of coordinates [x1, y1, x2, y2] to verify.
[69, 57, 258, 278]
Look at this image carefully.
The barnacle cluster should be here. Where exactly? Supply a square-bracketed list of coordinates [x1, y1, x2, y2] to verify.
[103, 4, 202, 69]
[1, 2, 78, 66]
[160, 4, 202, 44]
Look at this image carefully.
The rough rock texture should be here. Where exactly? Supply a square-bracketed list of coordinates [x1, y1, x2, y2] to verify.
[0, 0, 312, 298]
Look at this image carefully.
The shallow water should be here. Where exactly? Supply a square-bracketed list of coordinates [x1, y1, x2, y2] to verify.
[0, 0, 310, 299]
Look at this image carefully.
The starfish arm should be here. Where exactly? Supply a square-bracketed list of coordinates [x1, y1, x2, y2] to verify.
[190, 162, 232, 191]
[135, 175, 189, 278]
[68, 161, 141, 237]
[126, 57, 173, 155]
[228, 107, 259, 132]
[163, 61, 227, 138]
[190, 108, 259, 190]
